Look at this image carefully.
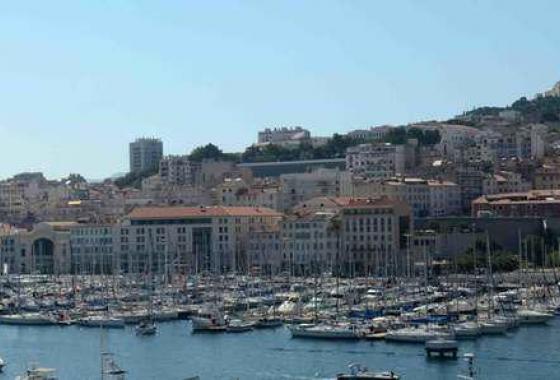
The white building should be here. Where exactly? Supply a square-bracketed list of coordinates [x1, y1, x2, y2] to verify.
[116, 206, 283, 274]
[159, 155, 194, 186]
[346, 143, 405, 179]
[257, 127, 311, 145]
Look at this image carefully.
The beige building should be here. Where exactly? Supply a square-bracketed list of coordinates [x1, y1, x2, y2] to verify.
[116, 206, 283, 274]
[353, 177, 461, 218]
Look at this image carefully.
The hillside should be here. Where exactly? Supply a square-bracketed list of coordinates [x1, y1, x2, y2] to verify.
[460, 93, 560, 124]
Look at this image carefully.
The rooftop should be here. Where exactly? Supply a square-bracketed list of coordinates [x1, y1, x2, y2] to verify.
[127, 206, 283, 220]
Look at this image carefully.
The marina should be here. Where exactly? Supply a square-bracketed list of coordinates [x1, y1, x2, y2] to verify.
[0, 272, 557, 379]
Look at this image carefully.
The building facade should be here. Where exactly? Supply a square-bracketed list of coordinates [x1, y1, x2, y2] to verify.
[129, 138, 163, 173]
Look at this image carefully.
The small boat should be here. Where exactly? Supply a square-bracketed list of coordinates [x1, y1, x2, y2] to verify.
[191, 309, 227, 332]
[226, 319, 255, 333]
[337, 363, 400, 380]
[0, 356, 5, 372]
[135, 320, 157, 336]
[15, 363, 57, 380]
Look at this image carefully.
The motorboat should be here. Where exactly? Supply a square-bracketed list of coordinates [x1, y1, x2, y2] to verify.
[337, 364, 400, 380]
[478, 319, 507, 335]
[135, 320, 157, 336]
[191, 309, 227, 332]
[0, 356, 5, 372]
[289, 323, 360, 340]
[452, 321, 480, 339]
[516, 309, 554, 325]
[226, 319, 255, 333]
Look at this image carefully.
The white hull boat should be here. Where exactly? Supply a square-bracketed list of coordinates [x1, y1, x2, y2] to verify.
[289, 324, 359, 339]
[517, 309, 554, 325]
[0, 313, 56, 326]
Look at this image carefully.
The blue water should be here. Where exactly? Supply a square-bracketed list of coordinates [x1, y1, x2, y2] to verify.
[1, 319, 559, 379]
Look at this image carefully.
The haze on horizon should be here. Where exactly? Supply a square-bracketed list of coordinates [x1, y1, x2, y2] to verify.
[0, 0, 559, 180]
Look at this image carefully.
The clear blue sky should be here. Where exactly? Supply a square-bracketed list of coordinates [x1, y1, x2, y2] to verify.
[0, 1, 559, 180]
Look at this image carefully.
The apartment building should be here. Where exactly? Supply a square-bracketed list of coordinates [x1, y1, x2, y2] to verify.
[159, 155, 194, 186]
[346, 143, 405, 179]
[472, 190, 560, 217]
[129, 138, 163, 173]
[353, 177, 461, 218]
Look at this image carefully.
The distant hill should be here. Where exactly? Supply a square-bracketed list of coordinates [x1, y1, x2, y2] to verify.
[460, 93, 560, 124]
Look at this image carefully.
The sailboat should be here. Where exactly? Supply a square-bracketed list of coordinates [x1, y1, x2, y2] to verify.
[101, 352, 126, 380]
[136, 232, 158, 336]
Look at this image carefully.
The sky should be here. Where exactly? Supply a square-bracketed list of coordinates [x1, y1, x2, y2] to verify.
[0, 1, 559, 180]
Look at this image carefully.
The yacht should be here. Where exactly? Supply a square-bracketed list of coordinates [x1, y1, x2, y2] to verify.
[289, 323, 360, 340]
[0, 313, 56, 326]
[79, 315, 125, 329]
[385, 326, 453, 343]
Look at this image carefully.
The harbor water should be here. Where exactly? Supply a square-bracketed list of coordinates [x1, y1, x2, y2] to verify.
[1, 319, 559, 379]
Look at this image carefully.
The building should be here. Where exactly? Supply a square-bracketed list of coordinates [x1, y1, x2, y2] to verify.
[159, 155, 194, 186]
[472, 190, 560, 217]
[346, 143, 405, 179]
[295, 196, 412, 276]
[217, 178, 282, 210]
[346, 125, 393, 141]
[534, 164, 560, 190]
[279, 208, 339, 275]
[544, 81, 560, 97]
[353, 177, 461, 218]
[236, 158, 346, 178]
[279, 169, 345, 211]
[482, 171, 532, 195]
[116, 206, 283, 275]
[257, 127, 310, 145]
[129, 138, 163, 173]
[70, 224, 115, 274]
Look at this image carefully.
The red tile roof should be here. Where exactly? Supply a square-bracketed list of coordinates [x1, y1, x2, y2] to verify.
[127, 206, 282, 220]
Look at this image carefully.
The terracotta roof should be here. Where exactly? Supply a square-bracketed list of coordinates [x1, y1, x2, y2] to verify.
[127, 206, 282, 220]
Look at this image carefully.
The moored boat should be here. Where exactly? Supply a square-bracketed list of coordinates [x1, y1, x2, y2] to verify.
[337, 364, 400, 380]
